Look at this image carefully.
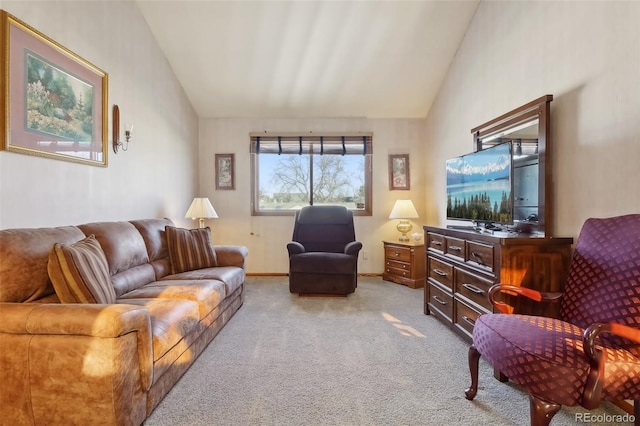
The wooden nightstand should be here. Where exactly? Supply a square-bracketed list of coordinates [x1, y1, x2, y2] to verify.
[382, 240, 425, 289]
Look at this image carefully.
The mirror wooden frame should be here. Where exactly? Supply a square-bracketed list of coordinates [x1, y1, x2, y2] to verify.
[470, 95, 553, 236]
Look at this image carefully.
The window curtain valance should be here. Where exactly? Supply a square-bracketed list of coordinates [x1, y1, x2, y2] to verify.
[250, 132, 373, 155]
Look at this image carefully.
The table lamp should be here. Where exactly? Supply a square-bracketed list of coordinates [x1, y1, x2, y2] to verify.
[389, 200, 419, 242]
[185, 197, 218, 228]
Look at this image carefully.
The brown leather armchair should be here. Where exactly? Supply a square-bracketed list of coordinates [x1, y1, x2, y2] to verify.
[465, 214, 640, 426]
[287, 205, 362, 295]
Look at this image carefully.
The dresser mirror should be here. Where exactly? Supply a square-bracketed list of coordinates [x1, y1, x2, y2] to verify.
[470, 95, 554, 236]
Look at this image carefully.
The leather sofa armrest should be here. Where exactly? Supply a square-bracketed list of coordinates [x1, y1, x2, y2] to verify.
[287, 242, 305, 256]
[345, 241, 363, 255]
[0, 303, 153, 391]
[214, 245, 249, 269]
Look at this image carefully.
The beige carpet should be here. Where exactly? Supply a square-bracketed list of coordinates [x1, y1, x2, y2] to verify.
[144, 276, 631, 426]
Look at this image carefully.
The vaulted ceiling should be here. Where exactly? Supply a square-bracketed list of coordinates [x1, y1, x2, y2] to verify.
[136, 0, 479, 119]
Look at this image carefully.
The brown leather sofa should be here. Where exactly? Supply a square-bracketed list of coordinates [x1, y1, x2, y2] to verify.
[0, 218, 248, 425]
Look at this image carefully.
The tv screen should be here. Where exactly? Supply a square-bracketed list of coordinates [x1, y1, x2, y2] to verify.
[446, 142, 513, 225]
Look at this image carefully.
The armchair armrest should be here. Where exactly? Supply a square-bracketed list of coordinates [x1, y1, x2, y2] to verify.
[287, 242, 305, 256]
[0, 302, 153, 391]
[581, 322, 640, 409]
[214, 245, 249, 269]
[488, 284, 563, 314]
[345, 241, 363, 256]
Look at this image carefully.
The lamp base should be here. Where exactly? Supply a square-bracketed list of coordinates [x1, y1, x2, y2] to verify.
[396, 220, 413, 242]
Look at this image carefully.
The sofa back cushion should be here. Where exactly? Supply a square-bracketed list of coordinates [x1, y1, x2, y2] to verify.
[130, 218, 174, 279]
[78, 221, 155, 297]
[0, 226, 85, 303]
[166, 226, 217, 274]
[48, 235, 116, 304]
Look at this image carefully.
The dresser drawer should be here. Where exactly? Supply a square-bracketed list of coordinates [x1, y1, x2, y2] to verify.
[454, 299, 486, 339]
[428, 256, 454, 290]
[428, 282, 453, 322]
[385, 245, 412, 263]
[427, 233, 445, 253]
[446, 236, 466, 259]
[455, 268, 493, 311]
[466, 241, 494, 271]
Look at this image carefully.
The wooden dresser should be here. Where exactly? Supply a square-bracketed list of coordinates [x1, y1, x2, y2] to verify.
[423, 226, 573, 342]
[382, 241, 425, 289]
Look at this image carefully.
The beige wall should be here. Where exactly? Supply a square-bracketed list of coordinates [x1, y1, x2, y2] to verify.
[0, 1, 199, 229]
[199, 118, 427, 274]
[425, 0, 640, 239]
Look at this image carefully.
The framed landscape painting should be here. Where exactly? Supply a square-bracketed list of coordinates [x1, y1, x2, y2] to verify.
[0, 11, 108, 166]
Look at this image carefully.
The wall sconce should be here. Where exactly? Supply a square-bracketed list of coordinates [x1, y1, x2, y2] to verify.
[112, 104, 133, 154]
[389, 199, 419, 242]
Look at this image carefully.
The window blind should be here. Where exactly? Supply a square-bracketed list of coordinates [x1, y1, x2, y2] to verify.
[250, 133, 372, 155]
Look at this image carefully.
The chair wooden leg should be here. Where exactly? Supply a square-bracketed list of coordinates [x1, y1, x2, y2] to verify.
[465, 345, 481, 400]
[529, 394, 561, 426]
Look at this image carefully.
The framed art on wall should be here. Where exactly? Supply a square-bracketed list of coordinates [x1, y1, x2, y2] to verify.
[389, 154, 410, 190]
[215, 153, 235, 190]
[0, 10, 108, 166]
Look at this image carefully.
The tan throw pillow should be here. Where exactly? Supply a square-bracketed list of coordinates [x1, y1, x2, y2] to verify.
[48, 235, 115, 304]
[165, 226, 218, 274]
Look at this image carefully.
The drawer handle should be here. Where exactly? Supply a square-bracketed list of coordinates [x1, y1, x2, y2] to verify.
[449, 245, 463, 252]
[431, 241, 442, 246]
[394, 251, 401, 256]
[402, 271, 407, 276]
[471, 252, 485, 266]
[433, 268, 448, 277]
[462, 283, 485, 295]
[461, 315, 476, 326]
[433, 295, 448, 305]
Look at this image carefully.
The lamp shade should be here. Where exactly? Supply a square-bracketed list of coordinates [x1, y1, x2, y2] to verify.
[389, 200, 419, 219]
[185, 198, 218, 219]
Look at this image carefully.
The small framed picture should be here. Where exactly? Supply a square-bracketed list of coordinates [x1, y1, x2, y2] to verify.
[389, 154, 410, 190]
[215, 153, 235, 190]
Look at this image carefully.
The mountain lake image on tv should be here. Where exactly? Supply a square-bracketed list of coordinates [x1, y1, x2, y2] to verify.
[446, 142, 513, 225]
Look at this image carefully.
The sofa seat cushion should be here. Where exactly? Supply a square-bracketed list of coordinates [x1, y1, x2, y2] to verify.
[117, 298, 199, 363]
[161, 266, 244, 295]
[118, 280, 226, 319]
[48, 235, 116, 304]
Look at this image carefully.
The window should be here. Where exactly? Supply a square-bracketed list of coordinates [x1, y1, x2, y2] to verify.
[250, 133, 372, 216]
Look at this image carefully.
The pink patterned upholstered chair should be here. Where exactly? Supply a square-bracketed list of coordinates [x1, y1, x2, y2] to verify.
[465, 214, 640, 426]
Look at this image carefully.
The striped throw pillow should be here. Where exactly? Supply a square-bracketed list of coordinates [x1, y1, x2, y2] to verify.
[165, 226, 218, 274]
[48, 235, 116, 304]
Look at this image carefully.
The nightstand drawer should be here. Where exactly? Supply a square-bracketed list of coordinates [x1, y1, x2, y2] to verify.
[455, 268, 493, 311]
[386, 259, 411, 272]
[428, 257, 454, 290]
[385, 245, 411, 263]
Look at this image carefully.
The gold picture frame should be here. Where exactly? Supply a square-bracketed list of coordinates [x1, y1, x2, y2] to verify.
[0, 10, 108, 166]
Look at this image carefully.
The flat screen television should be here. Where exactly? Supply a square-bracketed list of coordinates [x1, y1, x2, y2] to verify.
[446, 142, 513, 227]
